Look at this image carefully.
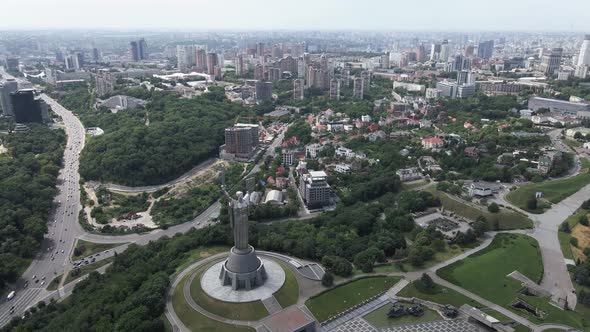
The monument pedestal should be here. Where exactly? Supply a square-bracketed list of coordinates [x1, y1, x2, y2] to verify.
[219, 245, 267, 290]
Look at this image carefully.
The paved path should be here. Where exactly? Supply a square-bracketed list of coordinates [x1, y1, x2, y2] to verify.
[102, 158, 218, 193]
[385, 279, 410, 299]
[321, 295, 391, 331]
[261, 296, 282, 315]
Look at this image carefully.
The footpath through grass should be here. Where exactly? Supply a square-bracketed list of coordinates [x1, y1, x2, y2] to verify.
[437, 233, 590, 330]
[398, 280, 530, 332]
[437, 234, 542, 305]
[426, 188, 532, 230]
[305, 276, 400, 322]
[506, 158, 590, 213]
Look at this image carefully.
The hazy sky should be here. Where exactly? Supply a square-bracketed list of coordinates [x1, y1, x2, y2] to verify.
[1, 0, 589, 31]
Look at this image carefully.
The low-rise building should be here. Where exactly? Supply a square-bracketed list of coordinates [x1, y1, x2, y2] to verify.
[421, 137, 444, 149]
[396, 167, 422, 182]
[264, 190, 284, 205]
[464, 146, 480, 160]
[468, 181, 501, 197]
[334, 163, 352, 174]
[305, 143, 324, 158]
[538, 150, 562, 175]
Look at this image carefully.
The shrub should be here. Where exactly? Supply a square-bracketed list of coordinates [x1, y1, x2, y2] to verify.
[487, 203, 499, 213]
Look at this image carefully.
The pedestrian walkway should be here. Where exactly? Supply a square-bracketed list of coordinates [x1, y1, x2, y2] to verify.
[328, 317, 377, 332]
[385, 279, 409, 299]
[380, 319, 484, 332]
[322, 295, 391, 331]
[261, 295, 282, 315]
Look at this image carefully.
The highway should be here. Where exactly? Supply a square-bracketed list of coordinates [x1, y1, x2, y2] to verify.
[0, 75, 288, 327]
[0, 92, 87, 325]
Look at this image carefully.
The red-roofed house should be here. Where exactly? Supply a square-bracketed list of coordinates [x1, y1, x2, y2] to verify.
[421, 137, 444, 149]
[368, 123, 379, 132]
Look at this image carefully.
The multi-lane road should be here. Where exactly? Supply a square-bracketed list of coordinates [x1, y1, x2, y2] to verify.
[0, 73, 289, 327]
[0, 93, 87, 325]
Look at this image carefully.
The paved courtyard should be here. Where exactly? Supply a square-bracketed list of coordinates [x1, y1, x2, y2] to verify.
[327, 317, 487, 332]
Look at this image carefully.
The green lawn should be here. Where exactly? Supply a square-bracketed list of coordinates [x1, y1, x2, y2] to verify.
[514, 295, 589, 329]
[437, 233, 590, 330]
[564, 139, 583, 149]
[363, 304, 441, 327]
[305, 276, 400, 322]
[559, 231, 574, 260]
[397, 281, 531, 332]
[506, 159, 590, 213]
[401, 180, 429, 191]
[557, 210, 585, 261]
[72, 239, 122, 260]
[189, 269, 268, 321]
[373, 243, 477, 274]
[273, 262, 299, 308]
[47, 275, 61, 291]
[437, 234, 542, 306]
[172, 272, 254, 332]
[437, 234, 543, 305]
[427, 188, 532, 230]
[398, 280, 480, 308]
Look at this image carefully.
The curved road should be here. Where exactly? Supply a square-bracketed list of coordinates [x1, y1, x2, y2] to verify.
[0, 87, 288, 327]
[0, 72, 584, 330]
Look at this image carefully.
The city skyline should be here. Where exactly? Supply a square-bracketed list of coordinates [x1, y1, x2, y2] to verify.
[1, 0, 590, 31]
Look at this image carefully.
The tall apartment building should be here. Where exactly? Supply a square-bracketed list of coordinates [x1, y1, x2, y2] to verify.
[299, 171, 331, 209]
[341, 68, 350, 87]
[222, 124, 259, 160]
[361, 70, 371, 87]
[130, 39, 148, 61]
[235, 54, 245, 76]
[575, 35, 590, 78]
[540, 48, 563, 76]
[329, 79, 340, 101]
[279, 56, 297, 76]
[65, 53, 82, 70]
[254, 64, 265, 80]
[439, 40, 451, 62]
[381, 53, 390, 69]
[206, 52, 218, 75]
[268, 67, 281, 82]
[293, 79, 304, 100]
[10, 89, 46, 123]
[177, 45, 197, 72]
[5, 58, 19, 72]
[95, 72, 115, 96]
[477, 40, 494, 60]
[196, 49, 207, 71]
[0, 79, 18, 116]
[256, 42, 265, 57]
[306, 66, 329, 90]
[353, 77, 364, 99]
[255, 81, 273, 102]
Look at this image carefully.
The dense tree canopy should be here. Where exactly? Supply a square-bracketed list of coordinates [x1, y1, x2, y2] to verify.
[0, 125, 65, 291]
[53, 86, 253, 186]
